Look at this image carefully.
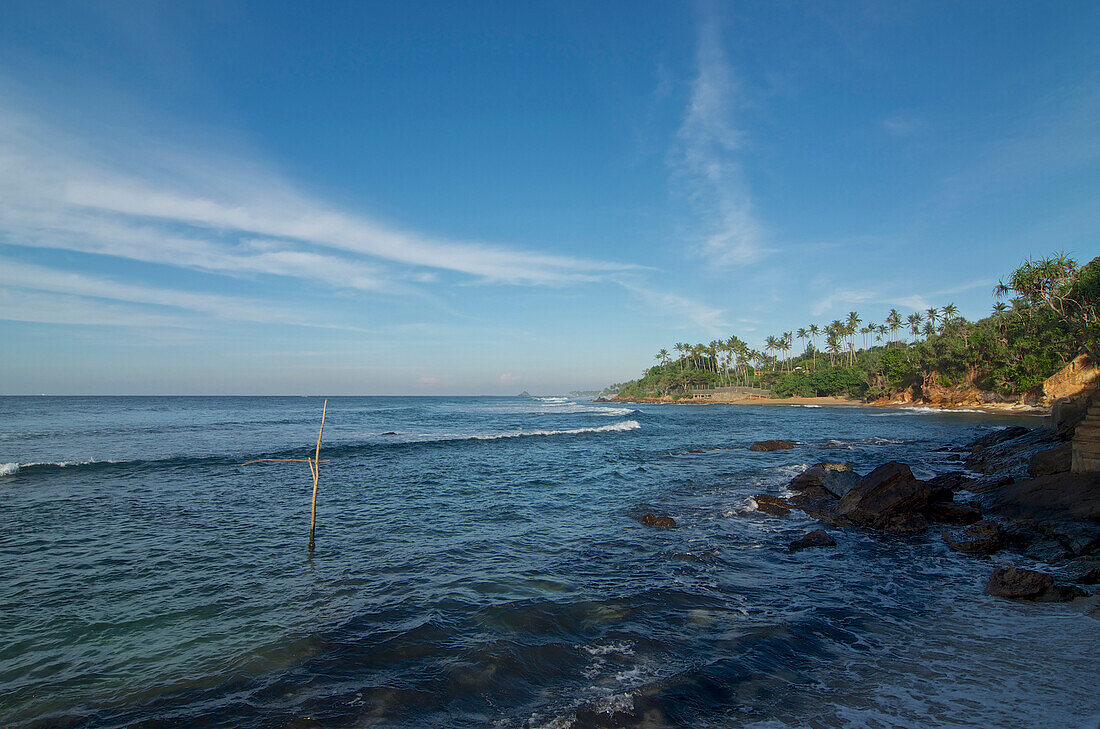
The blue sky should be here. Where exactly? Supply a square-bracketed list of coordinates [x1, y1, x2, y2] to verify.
[1, 1, 1097, 394]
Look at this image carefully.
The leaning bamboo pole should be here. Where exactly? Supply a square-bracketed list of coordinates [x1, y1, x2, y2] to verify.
[308, 399, 327, 552]
[242, 399, 329, 552]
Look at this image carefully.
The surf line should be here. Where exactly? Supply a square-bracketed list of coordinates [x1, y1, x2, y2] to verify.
[243, 399, 328, 553]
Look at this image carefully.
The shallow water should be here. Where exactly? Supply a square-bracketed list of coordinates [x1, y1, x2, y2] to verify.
[0, 396, 1095, 728]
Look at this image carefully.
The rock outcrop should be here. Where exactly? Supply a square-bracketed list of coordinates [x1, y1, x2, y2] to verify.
[1028, 442, 1072, 477]
[926, 501, 983, 525]
[942, 520, 1004, 555]
[749, 440, 794, 452]
[985, 566, 1088, 602]
[788, 529, 836, 552]
[787, 462, 860, 498]
[835, 462, 932, 533]
[640, 513, 676, 528]
[985, 566, 1053, 599]
[1041, 353, 1099, 405]
[753, 494, 792, 516]
[1071, 390, 1100, 473]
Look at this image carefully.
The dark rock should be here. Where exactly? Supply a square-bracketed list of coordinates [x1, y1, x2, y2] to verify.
[880, 512, 929, 536]
[381, 431, 397, 436]
[928, 471, 973, 492]
[967, 474, 1015, 494]
[926, 502, 983, 525]
[788, 485, 837, 507]
[799, 505, 854, 528]
[1073, 566, 1100, 585]
[967, 426, 1031, 452]
[985, 566, 1054, 599]
[753, 494, 792, 517]
[927, 482, 955, 503]
[788, 462, 862, 498]
[942, 520, 1004, 554]
[964, 427, 1062, 476]
[1028, 442, 1072, 477]
[640, 513, 676, 528]
[982, 472, 1100, 556]
[1051, 396, 1090, 437]
[749, 440, 795, 452]
[788, 529, 836, 552]
[1036, 584, 1089, 602]
[836, 462, 932, 531]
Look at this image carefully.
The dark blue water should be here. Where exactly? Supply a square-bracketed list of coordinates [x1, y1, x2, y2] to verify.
[1, 397, 1096, 728]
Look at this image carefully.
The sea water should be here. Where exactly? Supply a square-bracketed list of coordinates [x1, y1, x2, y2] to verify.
[0, 396, 1096, 728]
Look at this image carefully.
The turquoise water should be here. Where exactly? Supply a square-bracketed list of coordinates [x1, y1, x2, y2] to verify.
[1, 396, 1096, 728]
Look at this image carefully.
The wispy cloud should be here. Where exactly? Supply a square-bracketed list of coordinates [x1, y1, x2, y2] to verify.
[0, 106, 635, 296]
[670, 9, 768, 267]
[810, 288, 876, 317]
[619, 280, 727, 335]
[0, 258, 365, 330]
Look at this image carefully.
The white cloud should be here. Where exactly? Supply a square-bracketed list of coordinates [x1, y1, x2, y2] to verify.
[499, 372, 519, 384]
[0, 106, 635, 294]
[810, 289, 875, 317]
[670, 12, 768, 267]
[0, 257, 363, 330]
[619, 280, 727, 335]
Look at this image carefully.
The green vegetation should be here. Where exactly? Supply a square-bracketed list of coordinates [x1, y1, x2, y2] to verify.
[613, 253, 1099, 401]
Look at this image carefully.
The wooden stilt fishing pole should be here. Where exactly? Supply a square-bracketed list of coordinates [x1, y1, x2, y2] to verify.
[242, 398, 329, 552]
[308, 399, 327, 552]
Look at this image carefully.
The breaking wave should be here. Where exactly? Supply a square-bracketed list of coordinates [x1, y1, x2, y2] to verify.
[468, 420, 641, 440]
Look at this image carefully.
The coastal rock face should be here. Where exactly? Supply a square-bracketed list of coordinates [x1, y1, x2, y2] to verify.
[964, 427, 1063, 477]
[1052, 395, 1091, 437]
[836, 462, 932, 531]
[753, 494, 792, 516]
[927, 501, 983, 525]
[1028, 442, 1072, 477]
[985, 566, 1053, 599]
[788, 529, 836, 552]
[788, 462, 861, 498]
[1041, 353, 1099, 406]
[927, 471, 975, 492]
[943, 520, 1004, 554]
[982, 472, 1100, 556]
[640, 513, 676, 528]
[749, 440, 795, 452]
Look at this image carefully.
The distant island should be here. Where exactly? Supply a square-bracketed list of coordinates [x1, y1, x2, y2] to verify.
[607, 253, 1099, 411]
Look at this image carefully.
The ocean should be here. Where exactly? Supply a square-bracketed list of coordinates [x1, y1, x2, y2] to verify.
[1, 396, 1096, 728]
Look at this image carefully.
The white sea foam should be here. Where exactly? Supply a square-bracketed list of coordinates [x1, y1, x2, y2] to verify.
[462, 421, 641, 441]
[0, 459, 112, 475]
[536, 398, 636, 416]
[872, 406, 983, 416]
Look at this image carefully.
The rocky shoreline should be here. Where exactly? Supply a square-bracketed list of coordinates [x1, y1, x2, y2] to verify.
[746, 421, 1100, 605]
[605, 393, 1047, 415]
[634, 403, 1100, 607]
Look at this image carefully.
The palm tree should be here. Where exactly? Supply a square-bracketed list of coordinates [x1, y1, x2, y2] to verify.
[844, 312, 860, 365]
[943, 303, 959, 324]
[764, 336, 777, 372]
[656, 348, 670, 367]
[674, 342, 687, 371]
[925, 307, 939, 334]
[796, 327, 808, 361]
[808, 324, 821, 369]
[826, 331, 842, 366]
[907, 312, 922, 342]
[922, 321, 935, 338]
[886, 309, 902, 347]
